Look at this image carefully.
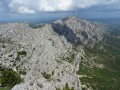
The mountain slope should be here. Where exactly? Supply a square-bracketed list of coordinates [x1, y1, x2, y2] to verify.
[77, 26, 120, 90]
[0, 17, 106, 90]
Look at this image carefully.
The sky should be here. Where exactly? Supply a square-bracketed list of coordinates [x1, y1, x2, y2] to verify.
[0, 0, 120, 23]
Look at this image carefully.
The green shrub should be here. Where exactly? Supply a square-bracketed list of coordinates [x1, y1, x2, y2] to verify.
[16, 51, 27, 61]
[41, 72, 51, 80]
[19, 70, 26, 75]
[0, 67, 22, 88]
[63, 83, 75, 90]
[56, 87, 61, 90]
[56, 83, 75, 90]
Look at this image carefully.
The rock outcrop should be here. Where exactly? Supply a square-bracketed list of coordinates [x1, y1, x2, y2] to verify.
[0, 17, 106, 90]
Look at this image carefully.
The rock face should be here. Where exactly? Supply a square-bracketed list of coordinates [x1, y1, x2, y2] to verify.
[0, 17, 106, 90]
[52, 17, 105, 45]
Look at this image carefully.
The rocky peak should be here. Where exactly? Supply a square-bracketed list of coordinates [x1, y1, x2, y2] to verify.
[52, 16, 105, 46]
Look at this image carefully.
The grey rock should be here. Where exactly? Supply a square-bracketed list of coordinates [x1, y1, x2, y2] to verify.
[0, 17, 107, 90]
[37, 83, 43, 88]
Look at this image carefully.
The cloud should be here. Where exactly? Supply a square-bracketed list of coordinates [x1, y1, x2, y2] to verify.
[9, 0, 73, 13]
[74, 0, 97, 8]
[37, 0, 73, 12]
[0, 0, 120, 14]
[17, 6, 36, 14]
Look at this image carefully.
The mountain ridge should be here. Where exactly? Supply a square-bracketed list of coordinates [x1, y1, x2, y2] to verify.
[0, 17, 107, 90]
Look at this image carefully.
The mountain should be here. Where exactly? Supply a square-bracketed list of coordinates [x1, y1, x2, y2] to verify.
[1, 17, 119, 90]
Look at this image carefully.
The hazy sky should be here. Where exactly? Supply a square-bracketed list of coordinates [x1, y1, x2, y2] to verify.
[0, 0, 120, 22]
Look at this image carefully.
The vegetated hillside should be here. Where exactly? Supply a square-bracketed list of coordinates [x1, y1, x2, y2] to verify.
[0, 17, 108, 90]
[77, 25, 120, 90]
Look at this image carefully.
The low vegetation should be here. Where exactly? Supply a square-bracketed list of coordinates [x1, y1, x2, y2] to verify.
[63, 83, 75, 90]
[0, 67, 23, 90]
[16, 51, 27, 61]
[56, 83, 75, 90]
[77, 27, 120, 90]
[19, 70, 26, 75]
[42, 72, 51, 80]
[0, 87, 10, 90]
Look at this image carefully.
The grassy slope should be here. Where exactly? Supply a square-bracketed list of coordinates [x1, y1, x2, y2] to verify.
[77, 26, 120, 90]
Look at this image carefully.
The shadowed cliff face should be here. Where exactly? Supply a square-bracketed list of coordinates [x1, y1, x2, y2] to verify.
[81, 31, 88, 39]
[52, 23, 81, 45]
